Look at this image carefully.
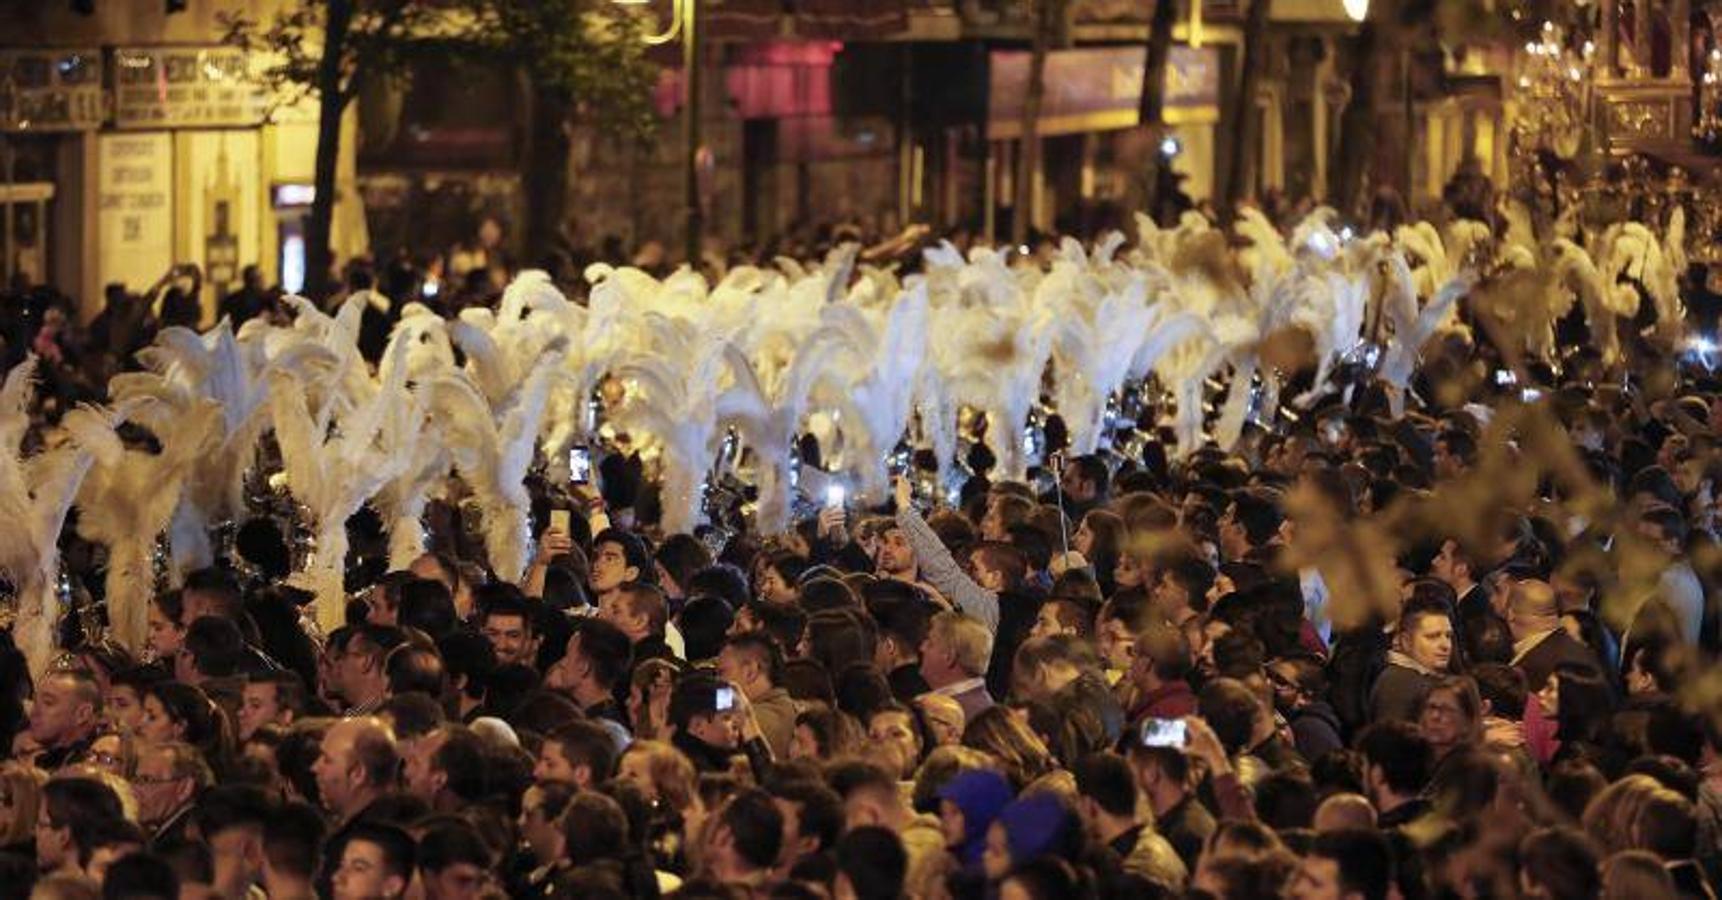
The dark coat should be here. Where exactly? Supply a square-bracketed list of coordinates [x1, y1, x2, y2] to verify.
[1514, 630, 1601, 692]
[1369, 660, 1441, 724]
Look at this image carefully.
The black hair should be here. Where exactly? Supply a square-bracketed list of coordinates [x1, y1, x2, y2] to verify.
[143, 681, 220, 755]
[152, 589, 187, 626]
[246, 670, 309, 719]
[1518, 826, 1600, 900]
[1073, 751, 1137, 818]
[191, 784, 272, 840]
[73, 816, 144, 867]
[724, 630, 786, 686]
[835, 664, 894, 723]
[1253, 768, 1318, 830]
[101, 852, 178, 899]
[1161, 554, 1217, 613]
[798, 577, 858, 613]
[1356, 720, 1434, 796]
[802, 608, 877, 677]
[416, 819, 492, 874]
[43, 776, 124, 839]
[346, 623, 408, 664]
[668, 673, 729, 732]
[834, 825, 907, 900]
[594, 529, 657, 586]
[679, 596, 736, 663]
[1006, 523, 1054, 574]
[766, 778, 843, 856]
[655, 534, 714, 596]
[743, 601, 807, 656]
[1067, 454, 1110, 497]
[275, 722, 330, 809]
[717, 788, 784, 871]
[397, 578, 457, 639]
[245, 585, 320, 692]
[562, 790, 631, 865]
[868, 594, 933, 656]
[183, 567, 243, 619]
[476, 587, 536, 634]
[429, 724, 489, 804]
[573, 618, 635, 691]
[185, 615, 248, 676]
[1228, 488, 1284, 549]
[338, 821, 416, 882]
[1552, 663, 1614, 745]
[437, 629, 497, 702]
[1308, 829, 1394, 900]
[686, 564, 751, 611]
[547, 720, 620, 784]
[1197, 677, 1263, 755]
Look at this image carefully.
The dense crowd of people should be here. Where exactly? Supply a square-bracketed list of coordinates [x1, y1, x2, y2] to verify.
[3, 201, 1722, 900]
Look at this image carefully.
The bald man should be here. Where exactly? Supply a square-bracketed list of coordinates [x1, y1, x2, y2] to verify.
[312, 717, 400, 826]
[1312, 793, 1376, 833]
[1507, 579, 1599, 692]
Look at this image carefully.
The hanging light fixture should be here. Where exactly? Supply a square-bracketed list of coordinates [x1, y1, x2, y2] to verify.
[1343, 0, 1369, 22]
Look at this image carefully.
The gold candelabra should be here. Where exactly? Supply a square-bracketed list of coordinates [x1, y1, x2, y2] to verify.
[1512, 22, 1595, 162]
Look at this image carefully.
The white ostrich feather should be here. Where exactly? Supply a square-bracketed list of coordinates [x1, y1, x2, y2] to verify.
[74, 397, 222, 652]
[715, 327, 834, 533]
[122, 321, 276, 574]
[1052, 274, 1153, 453]
[1234, 208, 1292, 279]
[814, 286, 933, 494]
[1394, 222, 1450, 299]
[269, 330, 420, 628]
[614, 319, 733, 535]
[1288, 207, 1343, 262]
[0, 358, 109, 672]
[1380, 274, 1474, 413]
[1552, 238, 1620, 365]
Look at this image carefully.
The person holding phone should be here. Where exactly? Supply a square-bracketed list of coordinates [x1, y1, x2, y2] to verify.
[666, 675, 772, 780]
[1126, 716, 1237, 872]
[521, 509, 576, 602]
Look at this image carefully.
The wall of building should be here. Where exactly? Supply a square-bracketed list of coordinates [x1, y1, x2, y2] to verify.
[2, 0, 361, 321]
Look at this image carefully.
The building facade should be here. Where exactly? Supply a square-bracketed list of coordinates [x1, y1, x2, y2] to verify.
[0, 0, 372, 321]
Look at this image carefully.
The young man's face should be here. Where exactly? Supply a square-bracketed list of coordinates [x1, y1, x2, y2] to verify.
[239, 682, 280, 741]
[590, 541, 637, 595]
[688, 709, 741, 749]
[1287, 855, 1347, 900]
[331, 839, 401, 900]
[1029, 604, 1069, 641]
[482, 613, 536, 666]
[876, 528, 916, 576]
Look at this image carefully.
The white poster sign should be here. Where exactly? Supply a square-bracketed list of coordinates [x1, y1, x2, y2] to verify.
[98, 132, 174, 293]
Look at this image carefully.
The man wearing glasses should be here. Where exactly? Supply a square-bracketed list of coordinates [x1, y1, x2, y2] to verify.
[132, 741, 212, 850]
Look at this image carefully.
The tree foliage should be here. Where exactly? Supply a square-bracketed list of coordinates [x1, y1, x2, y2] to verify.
[222, 0, 660, 145]
[218, 0, 434, 114]
[461, 0, 661, 145]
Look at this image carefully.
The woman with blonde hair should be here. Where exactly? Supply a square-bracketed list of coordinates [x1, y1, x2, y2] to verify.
[1581, 774, 1670, 854]
[962, 706, 1055, 790]
[0, 762, 47, 855]
[617, 739, 702, 816]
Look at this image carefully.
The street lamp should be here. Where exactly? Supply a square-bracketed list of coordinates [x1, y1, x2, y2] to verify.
[614, 0, 702, 266]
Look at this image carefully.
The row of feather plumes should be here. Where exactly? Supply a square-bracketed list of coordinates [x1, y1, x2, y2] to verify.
[0, 200, 1690, 673]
